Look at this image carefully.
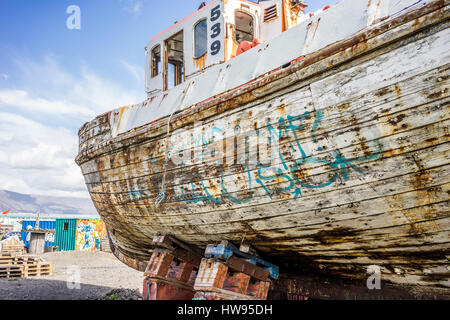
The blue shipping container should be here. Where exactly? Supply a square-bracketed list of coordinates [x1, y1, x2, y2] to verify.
[21, 220, 56, 248]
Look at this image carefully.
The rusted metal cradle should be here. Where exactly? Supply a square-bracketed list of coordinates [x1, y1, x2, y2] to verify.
[76, 0, 450, 299]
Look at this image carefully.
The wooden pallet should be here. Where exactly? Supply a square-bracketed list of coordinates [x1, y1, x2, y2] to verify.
[0, 257, 17, 265]
[2, 244, 25, 250]
[143, 235, 202, 300]
[0, 252, 53, 278]
[23, 263, 54, 277]
[0, 264, 24, 279]
[16, 255, 42, 265]
[0, 253, 18, 265]
[0, 253, 15, 257]
[1, 248, 26, 255]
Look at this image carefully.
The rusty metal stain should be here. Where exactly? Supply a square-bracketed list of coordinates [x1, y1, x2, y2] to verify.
[193, 53, 207, 70]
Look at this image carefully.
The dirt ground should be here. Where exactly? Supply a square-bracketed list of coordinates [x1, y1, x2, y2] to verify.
[0, 251, 144, 300]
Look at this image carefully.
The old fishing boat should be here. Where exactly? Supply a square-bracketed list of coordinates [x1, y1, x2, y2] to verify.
[76, 0, 450, 298]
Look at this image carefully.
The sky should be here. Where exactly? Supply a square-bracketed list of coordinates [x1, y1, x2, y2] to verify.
[0, 0, 331, 199]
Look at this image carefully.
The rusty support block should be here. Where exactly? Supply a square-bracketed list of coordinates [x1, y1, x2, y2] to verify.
[193, 258, 271, 300]
[226, 255, 270, 281]
[144, 248, 174, 278]
[143, 235, 202, 300]
[143, 277, 195, 300]
[194, 259, 228, 291]
[222, 271, 251, 295]
[247, 279, 271, 300]
[239, 242, 259, 257]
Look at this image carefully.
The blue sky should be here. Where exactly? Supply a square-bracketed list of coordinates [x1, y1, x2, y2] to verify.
[0, 0, 332, 198]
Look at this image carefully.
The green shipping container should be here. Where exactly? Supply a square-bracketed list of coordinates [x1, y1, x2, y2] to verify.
[55, 219, 77, 251]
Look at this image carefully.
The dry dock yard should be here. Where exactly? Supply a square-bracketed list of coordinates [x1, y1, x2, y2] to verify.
[0, 251, 144, 300]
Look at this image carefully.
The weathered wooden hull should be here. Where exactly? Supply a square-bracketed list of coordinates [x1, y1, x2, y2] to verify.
[76, 1, 450, 288]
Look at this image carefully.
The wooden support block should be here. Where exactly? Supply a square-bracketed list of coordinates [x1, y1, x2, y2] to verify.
[222, 271, 251, 295]
[143, 278, 194, 300]
[171, 247, 202, 266]
[143, 254, 198, 300]
[152, 234, 176, 251]
[194, 287, 265, 300]
[247, 279, 271, 299]
[194, 256, 272, 300]
[144, 248, 174, 278]
[194, 258, 228, 291]
[203, 244, 279, 280]
[166, 260, 196, 284]
[226, 255, 270, 281]
[143, 235, 203, 300]
[152, 234, 202, 256]
[239, 243, 259, 257]
[194, 290, 239, 300]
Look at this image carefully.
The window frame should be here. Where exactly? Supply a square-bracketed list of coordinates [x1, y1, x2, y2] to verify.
[193, 18, 208, 59]
[150, 44, 162, 78]
[163, 30, 185, 91]
[234, 9, 255, 45]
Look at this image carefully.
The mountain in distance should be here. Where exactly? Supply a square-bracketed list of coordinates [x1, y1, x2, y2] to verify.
[0, 190, 98, 216]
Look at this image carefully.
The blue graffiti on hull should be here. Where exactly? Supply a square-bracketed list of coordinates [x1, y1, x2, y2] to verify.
[127, 110, 383, 205]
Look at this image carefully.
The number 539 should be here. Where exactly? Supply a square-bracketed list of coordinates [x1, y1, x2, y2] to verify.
[210, 5, 222, 56]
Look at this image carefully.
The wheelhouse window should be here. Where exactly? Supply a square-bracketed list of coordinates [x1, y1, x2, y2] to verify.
[194, 19, 207, 58]
[164, 31, 185, 90]
[235, 10, 254, 44]
[151, 45, 161, 78]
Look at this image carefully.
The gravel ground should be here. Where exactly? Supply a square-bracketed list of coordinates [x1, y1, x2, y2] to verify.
[0, 251, 144, 300]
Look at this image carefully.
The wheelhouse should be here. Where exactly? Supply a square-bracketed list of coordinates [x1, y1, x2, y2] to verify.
[145, 0, 309, 96]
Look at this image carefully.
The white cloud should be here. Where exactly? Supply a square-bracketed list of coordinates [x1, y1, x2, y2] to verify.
[120, 60, 145, 84]
[0, 112, 85, 197]
[10, 55, 144, 116]
[0, 112, 75, 169]
[0, 89, 94, 118]
[122, 0, 144, 16]
[0, 56, 146, 199]
[2, 74, 8, 81]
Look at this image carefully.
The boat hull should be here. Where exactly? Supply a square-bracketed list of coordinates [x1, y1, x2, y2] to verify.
[76, 2, 450, 288]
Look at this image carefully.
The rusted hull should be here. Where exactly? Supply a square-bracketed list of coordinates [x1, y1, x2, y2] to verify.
[76, 2, 450, 289]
